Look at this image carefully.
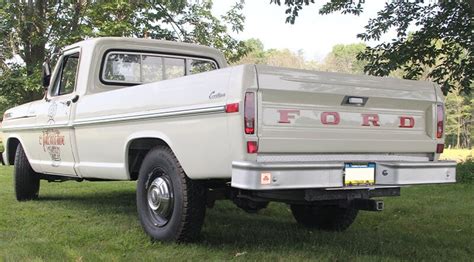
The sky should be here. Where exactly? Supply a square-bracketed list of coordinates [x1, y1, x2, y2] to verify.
[212, 0, 397, 61]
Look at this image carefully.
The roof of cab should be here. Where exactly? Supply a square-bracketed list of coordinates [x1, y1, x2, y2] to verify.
[63, 37, 228, 67]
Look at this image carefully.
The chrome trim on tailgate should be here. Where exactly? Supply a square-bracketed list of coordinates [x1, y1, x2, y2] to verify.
[256, 153, 431, 163]
[232, 161, 343, 170]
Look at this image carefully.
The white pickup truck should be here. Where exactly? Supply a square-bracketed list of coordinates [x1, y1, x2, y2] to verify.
[1, 37, 456, 242]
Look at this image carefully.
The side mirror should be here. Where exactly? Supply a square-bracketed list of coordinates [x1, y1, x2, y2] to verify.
[42, 61, 51, 90]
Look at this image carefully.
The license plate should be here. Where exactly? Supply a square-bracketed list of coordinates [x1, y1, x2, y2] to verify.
[344, 163, 375, 186]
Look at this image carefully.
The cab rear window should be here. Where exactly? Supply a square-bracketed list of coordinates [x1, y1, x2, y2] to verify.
[101, 51, 218, 85]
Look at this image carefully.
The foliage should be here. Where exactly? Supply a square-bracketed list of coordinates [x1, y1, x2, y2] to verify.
[320, 43, 366, 74]
[271, 0, 473, 95]
[0, 0, 249, 117]
[237, 38, 318, 70]
[263, 49, 310, 69]
[445, 89, 473, 148]
[456, 160, 474, 184]
[238, 40, 369, 75]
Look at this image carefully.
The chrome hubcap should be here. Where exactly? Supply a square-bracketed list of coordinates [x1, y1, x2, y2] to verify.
[147, 176, 173, 226]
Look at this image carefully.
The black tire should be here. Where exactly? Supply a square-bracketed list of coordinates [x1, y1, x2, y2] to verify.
[290, 204, 358, 231]
[14, 144, 40, 201]
[234, 198, 269, 214]
[136, 146, 207, 242]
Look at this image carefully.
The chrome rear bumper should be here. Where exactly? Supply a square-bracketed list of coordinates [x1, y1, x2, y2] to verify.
[231, 160, 456, 190]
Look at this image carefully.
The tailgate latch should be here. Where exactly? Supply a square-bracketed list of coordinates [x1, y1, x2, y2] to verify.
[342, 96, 368, 106]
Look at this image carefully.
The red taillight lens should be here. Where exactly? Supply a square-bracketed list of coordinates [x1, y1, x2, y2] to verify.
[244, 92, 255, 134]
[436, 143, 444, 154]
[225, 103, 239, 113]
[436, 105, 444, 139]
[247, 141, 258, 154]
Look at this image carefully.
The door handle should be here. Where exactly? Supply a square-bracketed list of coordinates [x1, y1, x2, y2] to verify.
[60, 100, 71, 107]
[71, 95, 79, 103]
[60, 95, 79, 107]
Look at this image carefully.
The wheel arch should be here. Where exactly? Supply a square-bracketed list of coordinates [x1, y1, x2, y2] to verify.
[5, 135, 23, 165]
[125, 132, 176, 181]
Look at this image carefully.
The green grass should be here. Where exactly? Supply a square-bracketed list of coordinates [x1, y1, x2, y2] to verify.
[0, 166, 473, 261]
[457, 160, 474, 184]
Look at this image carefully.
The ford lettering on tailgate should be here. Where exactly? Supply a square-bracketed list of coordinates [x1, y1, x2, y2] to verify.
[266, 108, 421, 129]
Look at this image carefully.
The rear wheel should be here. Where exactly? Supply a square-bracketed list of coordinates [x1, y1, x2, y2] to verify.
[14, 144, 40, 201]
[136, 146, 207, 242]
[290, 204, 358, 231]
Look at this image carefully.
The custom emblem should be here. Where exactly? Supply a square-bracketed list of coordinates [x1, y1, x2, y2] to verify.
[47, 146, 61, 167]
[209, 91, 225, 99]
[47, 102, 58, 124]
[39, 129, 65, 167]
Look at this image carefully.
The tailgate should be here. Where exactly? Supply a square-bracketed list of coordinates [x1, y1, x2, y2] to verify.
[255, 65, 439, 154]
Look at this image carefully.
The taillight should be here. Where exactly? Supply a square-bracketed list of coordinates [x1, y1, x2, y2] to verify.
[244, 92, 255, 134]
[436, 104, 444, 139]
[225, 103, 239, 113]
[247, 141, 258, 154]
[436, 143, 444, 154]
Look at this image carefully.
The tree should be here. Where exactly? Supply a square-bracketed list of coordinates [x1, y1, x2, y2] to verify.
[320, 43, 366, 74]
[445, 89, 473, 148]
[263, 49, 308, 69]
[0, 0, 249, 117]
[237, 38, 266, 64]
[271, 0, 473, 95]
[237, 38, 318, 70]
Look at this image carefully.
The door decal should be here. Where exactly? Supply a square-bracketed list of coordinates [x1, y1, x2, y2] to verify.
[39, 129, 65, 167]
[47, 102, 58, 124]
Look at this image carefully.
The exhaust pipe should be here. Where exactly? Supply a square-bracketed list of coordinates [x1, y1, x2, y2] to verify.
[351, 199, 384, 211]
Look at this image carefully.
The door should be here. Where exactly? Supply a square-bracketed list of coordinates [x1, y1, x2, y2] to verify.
[36, 49, 80, 176]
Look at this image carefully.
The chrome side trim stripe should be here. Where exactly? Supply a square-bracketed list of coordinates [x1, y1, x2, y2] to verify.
[0, 123, 72, 131]
[0, 105, 226, 131]
[73, 105, 225, 126]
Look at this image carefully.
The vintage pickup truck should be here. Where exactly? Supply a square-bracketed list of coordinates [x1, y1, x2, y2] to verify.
[1, 37, 456, 242]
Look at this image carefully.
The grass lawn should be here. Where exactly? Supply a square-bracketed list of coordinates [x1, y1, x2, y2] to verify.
[0, 166, 473, 261]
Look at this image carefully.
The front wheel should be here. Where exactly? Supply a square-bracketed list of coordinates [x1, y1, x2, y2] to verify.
[136, 146, 207, 242]
[290, 204, 358, 231]
[14, 144, 40, 201]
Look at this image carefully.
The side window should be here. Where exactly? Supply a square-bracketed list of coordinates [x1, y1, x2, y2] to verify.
[51, 53, 79, 96]
[101, 51, 218, 85]
[164, 57, 185, 80]
[188, 59, 217, 75]
[104, 53, 141, 83]
[142, 55, 163, 83]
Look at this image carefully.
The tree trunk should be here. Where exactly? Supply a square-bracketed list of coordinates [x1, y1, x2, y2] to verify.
[456, 114, 461, 148]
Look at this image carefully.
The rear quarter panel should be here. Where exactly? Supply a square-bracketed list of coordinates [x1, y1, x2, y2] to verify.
[74, 67, 241, 180]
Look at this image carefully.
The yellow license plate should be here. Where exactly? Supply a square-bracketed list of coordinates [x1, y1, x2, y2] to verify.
[344, 163, 375, 186]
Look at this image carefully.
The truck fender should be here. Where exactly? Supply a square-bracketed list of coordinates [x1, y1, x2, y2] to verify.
[4, 134, 27, 166]
[124, 131, 179, 180]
